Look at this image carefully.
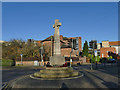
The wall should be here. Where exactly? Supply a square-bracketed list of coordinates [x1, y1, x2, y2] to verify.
[61, 48, 80, 57]
[16, 61, 50, 66]
[37, 41, 41, 46]
[109, 41, 120, 54]
[111, 46, 120, 54]
[109, 41, 120, 46]
[61, 48, 71, 57]
[102, 41, 109, 47]
[100, 47, 116, 58]
[16, 60, 87, 66]
[78, 37, 82, 51]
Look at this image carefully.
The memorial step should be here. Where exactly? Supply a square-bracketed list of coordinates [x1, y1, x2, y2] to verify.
[34, 71, 78, 78]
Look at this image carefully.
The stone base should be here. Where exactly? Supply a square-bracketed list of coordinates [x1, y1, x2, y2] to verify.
[50, 56, 65, 66]
[34, 67, 78, 78]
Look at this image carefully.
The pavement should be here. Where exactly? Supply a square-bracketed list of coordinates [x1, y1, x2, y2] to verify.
[1, 63, 119, 89]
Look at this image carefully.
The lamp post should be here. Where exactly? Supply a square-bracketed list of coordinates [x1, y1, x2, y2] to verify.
[40, 42, 43, 66]
[70, 39, 73, 67]
[91, 42, 94, 70]
[70, 51, 72, 67]
[95, 50, 97, 68]
[90, 54, 93, 70]
[20, 54, 23, 65]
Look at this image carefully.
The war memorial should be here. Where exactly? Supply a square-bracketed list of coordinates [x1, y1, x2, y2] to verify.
[6, 19, 83, 89]
[2, 19, 119, 89]
[34, 19, 79, 78]
[2, 2, 119, 89]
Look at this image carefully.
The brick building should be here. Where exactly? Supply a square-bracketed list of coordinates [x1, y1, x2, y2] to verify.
[100, 47, 116, 58]
[109, 41, 120, 55]
[97, 41, 120, 58]
[38, 35, 82, 58]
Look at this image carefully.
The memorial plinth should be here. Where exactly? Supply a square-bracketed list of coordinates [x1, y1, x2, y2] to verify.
[50, 56, 65, 66]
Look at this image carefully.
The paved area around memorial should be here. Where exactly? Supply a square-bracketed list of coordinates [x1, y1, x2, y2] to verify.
[2, 63, 119, 89]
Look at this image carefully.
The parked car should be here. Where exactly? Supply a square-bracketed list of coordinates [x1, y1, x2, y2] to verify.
[108, 58, 116, 63]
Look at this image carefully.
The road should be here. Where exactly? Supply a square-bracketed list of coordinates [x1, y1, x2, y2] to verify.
[1, 63, 119, 89]
[2, 66, 42, 83]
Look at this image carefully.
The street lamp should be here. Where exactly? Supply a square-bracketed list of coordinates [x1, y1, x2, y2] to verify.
[40, 42, 44, 66]
[95, 50, 98, 68]
[70, 39, 73, 67]
[20, 54, 23, 65]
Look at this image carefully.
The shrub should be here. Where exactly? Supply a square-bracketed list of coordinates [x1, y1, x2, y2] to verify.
[2, 59, 14, 66]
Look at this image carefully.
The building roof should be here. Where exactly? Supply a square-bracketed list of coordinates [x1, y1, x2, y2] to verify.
[68, 37, 76, 39]
[41, 36, 54, 42]
[109, 41, 120, 46]
[41, 35, 64, 42]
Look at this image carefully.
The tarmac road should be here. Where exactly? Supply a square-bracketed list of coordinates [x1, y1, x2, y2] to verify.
[1, 63, 119, 89]
[2, 66, 41, 84]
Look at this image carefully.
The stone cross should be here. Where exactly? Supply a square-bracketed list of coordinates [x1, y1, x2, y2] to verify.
[53, 19, 61, 56]
[50, 19, 65, 66]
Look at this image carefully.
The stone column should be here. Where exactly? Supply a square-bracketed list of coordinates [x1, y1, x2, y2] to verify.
[54, 25, 61, 56]
[50, 19, 65, 66]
